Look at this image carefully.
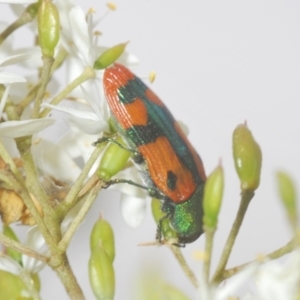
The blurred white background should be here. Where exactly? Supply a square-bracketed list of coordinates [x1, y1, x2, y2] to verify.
[1, 1, 300, 299]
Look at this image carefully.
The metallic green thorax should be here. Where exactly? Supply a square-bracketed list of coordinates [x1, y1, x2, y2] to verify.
[166, 184, 204, 244]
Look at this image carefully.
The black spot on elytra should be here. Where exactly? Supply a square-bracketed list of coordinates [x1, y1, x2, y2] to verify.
[167, 170, 177, 191]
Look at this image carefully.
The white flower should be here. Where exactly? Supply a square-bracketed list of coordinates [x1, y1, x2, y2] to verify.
[198, 263, 258, 300]
[32, 138, 81, 183]
[40, 3, 145, 228]
[0, 252, 21, 274]
[0, 55, 55, 138]
[0, 54, 27, 84]
[0, 211, 82, 276]
[0, 226, 47, 275]
[21, 226, 48, 273]
[0, 118, 55, 138]
[201, 251, 300, 300]
[120, 194, 148, 228]
[43, 86, 109, 137]
[45, 3, 138, 134]
[253, 251, 300, 300]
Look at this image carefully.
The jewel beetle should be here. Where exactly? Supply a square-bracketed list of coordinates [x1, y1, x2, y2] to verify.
[103, 63, 206, 244]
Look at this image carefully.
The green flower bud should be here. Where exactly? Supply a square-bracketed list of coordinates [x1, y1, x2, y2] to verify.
[31, 273, 41, 292]
[38, 0, 60, 57]
[0, 270, 27, 299]
[108, 118, 118, 133]
[0, 270, 40, 300]
[90, 217, 115, 262]
[3, 225, 22, 265]
[89, 249, 115, 300]
[151, 198, 177, 241]
[97, 136, 131, 181]
[232, 123, 262, 191]
[93, 42, 128, 70]
[276, 171, 297, 227]
[25, 0, 42, 19]
[203, 164, 224, 229]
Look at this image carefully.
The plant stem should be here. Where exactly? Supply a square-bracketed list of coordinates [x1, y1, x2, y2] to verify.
[2, 169, 56, 249]
[17, 84, 40, 116]
[0, 232, 48, 263]
[167, 244, 199, 288]
[17, 47, 68, 116]
[16, 137, 59, 228]
[39, 67, 95, 118]
[31, 56, 54, 118]
[63, 144, 104, 209]
[203, 227, 215, 283]
[59, 182, 103, 252]
[223, 237, 296, 280]
[0, 7, 36, 45]
[3, 134, 59, 250]
[19, 268, 42, 300]
[50, 253, 85, 300]
[211, 190, 254, 284]
[0, 141, 24, 183]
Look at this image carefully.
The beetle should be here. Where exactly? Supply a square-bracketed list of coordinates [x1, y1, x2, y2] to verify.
[103, 63, 206, 244]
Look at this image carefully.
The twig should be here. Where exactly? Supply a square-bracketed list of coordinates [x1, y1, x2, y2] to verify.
[49, 253, 85, 300]
[0, 233, 48, 263]
[0, 6, 37, 45]
[223, 237, 296, 280]
[16, 47, 68, 116]
[31, 56, 54, 118]
[203, 227, 215, 283]
[19, 268, 42, 300]
[62, 144, 104, 209]
[0, 141, 24, 183]
[212, 190, 254, 284]
[1, 168, 57, 249]
[167, 243, 199, 288]
[39, 67, 95, 118]
[58, 181, 103, 252]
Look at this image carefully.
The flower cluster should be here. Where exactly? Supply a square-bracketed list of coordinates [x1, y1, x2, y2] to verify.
[0, 1, 299, 300]
[0, 0, 145, 298]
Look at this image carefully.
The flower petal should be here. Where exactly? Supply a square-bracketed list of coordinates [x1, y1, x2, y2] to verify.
[0, 84, 11, 117]
[61, 200, 84, 232]
[42, 103, 99, 121]
[0, 118, 55, 138]
[112, 167, 148, 198]
[56, 0, 77, 52]
[0, 73, 26, 84]
[22, 227, 48, 273]
[69, 6, 94, 65]
[256, 251, 300, 300]
[13, 47, 43, 69]
[0, 53, 31, 67]
[177, 120, 189, 136]
[80, 83, 109, 122]
[31, 139, 81, 182]
[0, 253, 22, 275]
[120, 194, 147, 228]
[66, 117, 108, 135]
[217, 263, 258, 300]
[118, 51, 139, 66]
[58, 127, 100, 163]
